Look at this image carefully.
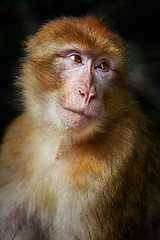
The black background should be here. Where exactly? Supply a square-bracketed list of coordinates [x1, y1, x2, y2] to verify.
[0, 0, 160, 141]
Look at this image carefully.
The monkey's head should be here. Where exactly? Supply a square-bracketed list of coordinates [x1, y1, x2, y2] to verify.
[20, 16, 129, 140]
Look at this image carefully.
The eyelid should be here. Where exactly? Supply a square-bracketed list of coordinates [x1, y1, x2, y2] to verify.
[55, 49, 81, 57]
[66, 51, 81, 57]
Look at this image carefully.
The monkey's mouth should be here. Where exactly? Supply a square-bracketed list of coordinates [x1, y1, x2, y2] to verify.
[63, 106, 91, 118]
[57, 105, 92, 129]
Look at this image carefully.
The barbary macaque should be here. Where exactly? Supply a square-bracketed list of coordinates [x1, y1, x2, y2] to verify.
[0, 15, 160, 240]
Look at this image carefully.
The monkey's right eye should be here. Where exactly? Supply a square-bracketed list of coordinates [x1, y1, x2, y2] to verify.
[68, 54, 82, 64]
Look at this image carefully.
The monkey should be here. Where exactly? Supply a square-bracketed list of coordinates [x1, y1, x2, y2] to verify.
[0, 15, 160, 240]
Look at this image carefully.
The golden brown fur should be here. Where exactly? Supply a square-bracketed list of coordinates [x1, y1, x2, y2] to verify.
[0, 16, 160, 240]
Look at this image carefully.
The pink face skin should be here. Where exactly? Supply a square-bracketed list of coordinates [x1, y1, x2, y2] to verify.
[54, 45, 116, 129]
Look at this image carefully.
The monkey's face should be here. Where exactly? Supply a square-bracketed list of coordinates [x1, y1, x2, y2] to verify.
[53, 44, 118, 130]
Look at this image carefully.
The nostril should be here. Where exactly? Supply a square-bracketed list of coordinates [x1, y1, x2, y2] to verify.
[78, 89, 85, 97]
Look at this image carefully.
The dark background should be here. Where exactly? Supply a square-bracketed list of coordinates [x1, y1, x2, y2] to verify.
[0, 0, 160, 141]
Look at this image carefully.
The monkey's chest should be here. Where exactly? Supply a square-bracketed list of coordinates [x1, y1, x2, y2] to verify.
[52, 183, 86, 240]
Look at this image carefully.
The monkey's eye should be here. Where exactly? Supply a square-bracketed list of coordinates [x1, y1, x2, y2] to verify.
[97, 61, 110, 71]
[68, 54, 82, 64]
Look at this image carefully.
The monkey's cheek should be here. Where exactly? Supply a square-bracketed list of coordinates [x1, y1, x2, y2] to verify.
[57, 107, 91, 129]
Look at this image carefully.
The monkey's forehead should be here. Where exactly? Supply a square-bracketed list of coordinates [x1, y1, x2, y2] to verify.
[26, 16, 126, 59]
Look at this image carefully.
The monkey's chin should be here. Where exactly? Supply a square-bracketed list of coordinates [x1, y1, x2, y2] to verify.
[57, 106, 92, 130]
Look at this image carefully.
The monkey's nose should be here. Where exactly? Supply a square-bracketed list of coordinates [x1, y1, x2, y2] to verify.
[78, 86, 96, 105]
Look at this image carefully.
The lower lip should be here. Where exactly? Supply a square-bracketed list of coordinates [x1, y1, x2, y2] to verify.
[57, 106, 91, 129]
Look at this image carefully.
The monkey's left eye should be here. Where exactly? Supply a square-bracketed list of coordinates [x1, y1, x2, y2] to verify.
[97, 61, 110, 71]
[68, 54, 82, 64]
